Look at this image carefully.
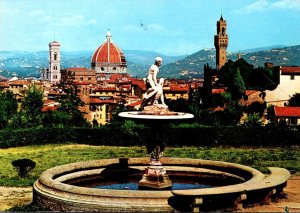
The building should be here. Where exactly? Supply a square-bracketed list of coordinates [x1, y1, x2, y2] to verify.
[91, 30, 127, 78]
[274, 106, 300, 125]
[265, 66, 300, 106]
[48, 41, 61, 82]
[37, 31, 206, 125]
[214, 15, 228, 70]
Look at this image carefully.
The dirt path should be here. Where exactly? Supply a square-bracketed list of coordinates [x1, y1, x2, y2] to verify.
[0, 176, 300, 212]
[239, 175, 300, 212]
[0, 186, 32, 211]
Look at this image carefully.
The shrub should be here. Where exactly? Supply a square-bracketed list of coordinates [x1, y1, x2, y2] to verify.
[12, 158, 36, 178]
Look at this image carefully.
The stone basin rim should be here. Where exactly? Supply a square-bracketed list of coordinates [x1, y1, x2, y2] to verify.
[34, 157, 264, 197]
[118, 111, 194, 120]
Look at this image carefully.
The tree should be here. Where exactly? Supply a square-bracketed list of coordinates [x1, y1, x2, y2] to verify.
[229, 67, 246, 100]
[234, 58, 254, 85]
[56, 83, 89, 127]
[202, 63, 213, 107]
[288, 93, 300, 106]
[0, 90, 18, 128]
[12, 158, 36, 178]
[242, 113, 263, 128]
[266, 105, 275, 125]
[21, 85, 44, 126]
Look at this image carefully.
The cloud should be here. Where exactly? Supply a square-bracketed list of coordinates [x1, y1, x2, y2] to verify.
[272, 0, 300, 10]
[243, 0, 300, 13]
[244, 0, 269, 12]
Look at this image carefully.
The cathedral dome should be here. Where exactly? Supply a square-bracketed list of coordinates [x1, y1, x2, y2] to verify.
[91, 31, 127, 74]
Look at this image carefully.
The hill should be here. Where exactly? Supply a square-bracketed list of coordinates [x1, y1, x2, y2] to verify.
[0, 50, 187, 79]
[160, 45, 300, 79]
[0, 45, 299, 79]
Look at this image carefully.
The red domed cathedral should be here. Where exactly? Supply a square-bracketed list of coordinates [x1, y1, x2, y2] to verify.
[91, 30, 127, 77]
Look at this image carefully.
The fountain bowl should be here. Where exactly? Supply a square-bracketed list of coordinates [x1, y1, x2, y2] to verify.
[33, 157, 290, 212]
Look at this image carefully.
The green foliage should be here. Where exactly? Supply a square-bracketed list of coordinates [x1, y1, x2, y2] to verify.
[242, 113, 263, 128]
[219, 59, 279, 92]
[216, 101, 243, 126]
[202, 63, 213, 107]
[288, 93, 300, 106]
[21, 85, 44, 127]
[54, 83, 89, 127]
[232, 68, 246, 99]
[12, 158, 36, 178]
[166, 98, 191, 113]
[8, 111, 30, 129]
[247, 66, 278, 90]
[234, 58, 254, 83]
[219, 60, 247, 100]
[42, 110, 73, 127]
[0, 90, 18, 128]
[110, 104, 130, 124]
[244, 101, 267, 116]
[266, 105, 275, 125]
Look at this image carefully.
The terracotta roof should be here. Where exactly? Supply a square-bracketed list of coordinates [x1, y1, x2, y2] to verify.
[73, 81, 91, 85]
[168, 85, 189, 92]
[89, 98, 117, 104]
[212, 106, 224, 112]
[91, 32, 127, 66]
[94, 87, 116, 92]
[67, 67, 92, 72]
[245, 90, 260, 96]
[44, 100, 55, 105]
[127, 100, 142, 107]
[131, 78, 147, 90]
[0, 82, 9, 87]
[281, 66, 300, 74]
[8, 80, 30, 86]
[41, 106, 58, 112]
[274, 106, 300, 117]
[212, 88, 225, 94]
[109, 73, 131, 81]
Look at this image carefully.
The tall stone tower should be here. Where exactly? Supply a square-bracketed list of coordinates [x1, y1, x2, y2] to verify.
[214, 15, 228, 70]
[48, 41, 61, 82]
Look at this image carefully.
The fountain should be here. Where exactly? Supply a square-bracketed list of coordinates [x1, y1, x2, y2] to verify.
[33, 94, 291, 212]
[119, 104, 194, 190]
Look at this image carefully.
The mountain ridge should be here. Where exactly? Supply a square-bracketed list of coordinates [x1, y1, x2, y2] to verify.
[0, 44, 299, 79]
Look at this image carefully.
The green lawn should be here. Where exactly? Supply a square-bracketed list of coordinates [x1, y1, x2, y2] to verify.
[0, 144, 299, 187]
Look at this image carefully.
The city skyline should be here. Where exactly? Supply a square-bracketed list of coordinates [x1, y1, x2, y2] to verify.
[0, 0, 300, 56]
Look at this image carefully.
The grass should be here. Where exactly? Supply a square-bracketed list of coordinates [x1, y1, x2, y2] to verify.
[0, 144, 299, 187]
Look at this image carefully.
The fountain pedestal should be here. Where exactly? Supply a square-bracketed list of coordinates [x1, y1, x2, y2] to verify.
[139, 146, 172, 189]
[119, 108, 194, 190]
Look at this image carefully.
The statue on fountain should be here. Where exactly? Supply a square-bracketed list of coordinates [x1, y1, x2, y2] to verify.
[140, 56, 168, 111]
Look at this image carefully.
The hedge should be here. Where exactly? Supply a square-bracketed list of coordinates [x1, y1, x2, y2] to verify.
[0, 125, 299, 149]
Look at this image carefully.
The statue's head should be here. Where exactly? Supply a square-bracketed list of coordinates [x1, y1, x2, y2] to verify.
[155, 57, 163, 66]
[155, 56, 163, 62]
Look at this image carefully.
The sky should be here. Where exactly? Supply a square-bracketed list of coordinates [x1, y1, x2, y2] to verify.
[0, 0, 300, 56]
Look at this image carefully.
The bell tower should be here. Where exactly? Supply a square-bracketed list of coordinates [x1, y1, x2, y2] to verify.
[214, 15, 228, 70]
[49, 41, 61, 82]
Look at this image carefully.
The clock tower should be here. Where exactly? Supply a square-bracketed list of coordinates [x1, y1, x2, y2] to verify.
[214, 15, 228, 70]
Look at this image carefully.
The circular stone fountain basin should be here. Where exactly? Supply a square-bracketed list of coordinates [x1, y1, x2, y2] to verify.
[32, 157, 290, 212]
